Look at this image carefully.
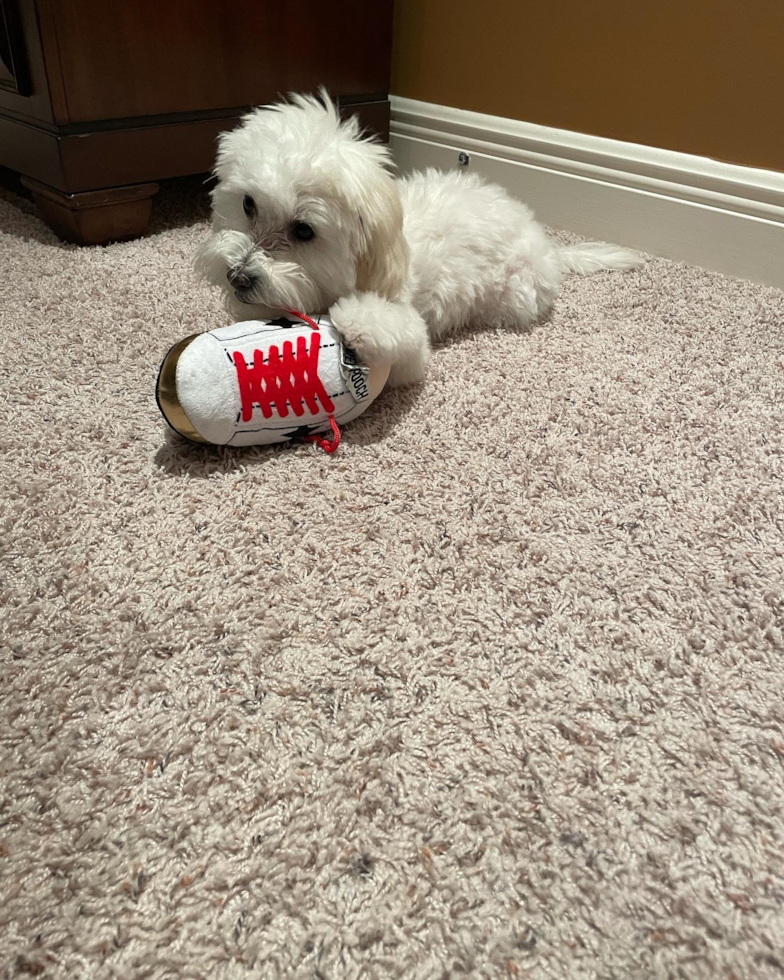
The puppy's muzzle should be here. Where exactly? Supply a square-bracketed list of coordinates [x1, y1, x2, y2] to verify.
[227, 267, 256, 292]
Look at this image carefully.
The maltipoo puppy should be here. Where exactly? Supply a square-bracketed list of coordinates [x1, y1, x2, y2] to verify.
[195, 93, 641, 386]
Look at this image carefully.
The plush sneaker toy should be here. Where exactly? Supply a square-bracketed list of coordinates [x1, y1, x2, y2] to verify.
[156, 312, 389, 453]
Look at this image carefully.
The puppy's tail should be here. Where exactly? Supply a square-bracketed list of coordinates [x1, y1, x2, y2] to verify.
[559, 241, 643, 276]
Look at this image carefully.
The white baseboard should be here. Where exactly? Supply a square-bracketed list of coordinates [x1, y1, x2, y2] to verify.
[390, 97, 784, 291]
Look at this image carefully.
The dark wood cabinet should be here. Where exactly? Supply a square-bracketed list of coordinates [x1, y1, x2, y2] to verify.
[1, 0, 31, 96]
[0, 0, 393, 244]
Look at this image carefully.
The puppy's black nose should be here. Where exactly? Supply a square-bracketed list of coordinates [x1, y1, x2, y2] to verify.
[227, 268, 255, 291]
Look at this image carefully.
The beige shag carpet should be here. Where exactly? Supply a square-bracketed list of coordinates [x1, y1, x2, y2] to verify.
[2, 178, 784, 980]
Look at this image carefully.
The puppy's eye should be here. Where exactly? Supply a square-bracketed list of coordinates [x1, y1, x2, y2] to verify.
[243, 195, 256, 218]
[291, 221, 315, 242]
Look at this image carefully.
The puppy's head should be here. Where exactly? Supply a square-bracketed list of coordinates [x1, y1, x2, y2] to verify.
[195, 92, 408, 319]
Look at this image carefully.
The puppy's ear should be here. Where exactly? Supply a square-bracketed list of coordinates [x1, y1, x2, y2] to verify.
[354, 172, 409, 300]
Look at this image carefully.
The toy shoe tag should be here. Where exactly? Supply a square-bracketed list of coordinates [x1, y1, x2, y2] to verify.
[340, 345, 373, 404]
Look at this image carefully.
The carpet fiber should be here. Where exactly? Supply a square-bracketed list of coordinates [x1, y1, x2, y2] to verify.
[2, 180, 784, 980]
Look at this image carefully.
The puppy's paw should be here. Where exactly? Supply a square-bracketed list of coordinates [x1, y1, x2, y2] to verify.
[329, 293, 431, 372]
[329, 294, 382, 363]
[388, 356, 428, 388]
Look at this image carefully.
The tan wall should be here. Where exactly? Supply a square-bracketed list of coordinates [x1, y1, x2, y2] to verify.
[392, 0, 784, 171]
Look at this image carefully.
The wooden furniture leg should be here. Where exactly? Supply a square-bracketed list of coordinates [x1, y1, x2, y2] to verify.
[21, 177, 159, 246]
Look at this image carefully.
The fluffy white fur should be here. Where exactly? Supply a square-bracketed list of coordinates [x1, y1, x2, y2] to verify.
[195, 93, 642, 386]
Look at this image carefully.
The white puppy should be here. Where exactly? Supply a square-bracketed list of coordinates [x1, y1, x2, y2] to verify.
[195, 93, 641, 386]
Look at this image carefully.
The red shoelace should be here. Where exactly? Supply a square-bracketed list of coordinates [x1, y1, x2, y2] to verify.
[231, 308, 341, 454]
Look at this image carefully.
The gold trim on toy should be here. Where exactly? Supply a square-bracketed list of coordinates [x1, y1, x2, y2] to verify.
[155, 334, 209, 444]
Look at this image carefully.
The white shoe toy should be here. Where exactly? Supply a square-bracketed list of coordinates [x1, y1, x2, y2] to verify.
[156, 312, 389, 453]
